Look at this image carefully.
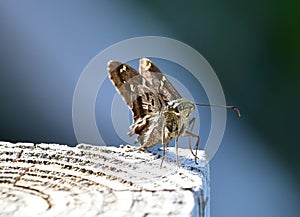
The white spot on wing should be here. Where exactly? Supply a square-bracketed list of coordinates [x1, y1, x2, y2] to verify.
[130, 84, 135, 91]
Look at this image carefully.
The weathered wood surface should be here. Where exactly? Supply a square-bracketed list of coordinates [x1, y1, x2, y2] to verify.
[0, 141, 210, 217]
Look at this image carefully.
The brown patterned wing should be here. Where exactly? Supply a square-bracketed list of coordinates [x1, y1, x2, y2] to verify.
[107, 60, 163, 122]
[139, 58, 182, 103]
[108, 60, 166, 147]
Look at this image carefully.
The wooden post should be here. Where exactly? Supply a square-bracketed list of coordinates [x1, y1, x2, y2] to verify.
[0, 141, 210, 217]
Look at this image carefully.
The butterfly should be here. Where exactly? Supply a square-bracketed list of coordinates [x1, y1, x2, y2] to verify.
[108, 58, 240, 167]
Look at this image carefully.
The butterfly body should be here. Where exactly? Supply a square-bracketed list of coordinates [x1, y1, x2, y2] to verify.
[163, 98, 195, 141]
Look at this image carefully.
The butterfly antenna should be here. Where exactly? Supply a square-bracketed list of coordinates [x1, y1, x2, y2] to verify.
[196, 103, 241, 117]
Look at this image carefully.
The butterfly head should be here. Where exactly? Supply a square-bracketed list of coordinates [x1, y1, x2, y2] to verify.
[167, 98, 195, 118]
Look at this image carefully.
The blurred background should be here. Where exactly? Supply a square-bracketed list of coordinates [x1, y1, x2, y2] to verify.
[0, 0, 299, 216]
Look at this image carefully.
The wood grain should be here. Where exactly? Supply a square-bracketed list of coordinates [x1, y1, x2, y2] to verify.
[0, 142, 210, 217]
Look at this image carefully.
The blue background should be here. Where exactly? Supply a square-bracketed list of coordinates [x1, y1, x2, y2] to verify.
[0, 1, 299, 216]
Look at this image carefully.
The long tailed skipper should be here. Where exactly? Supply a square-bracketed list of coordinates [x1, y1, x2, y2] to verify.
[107, 58, 240, 167]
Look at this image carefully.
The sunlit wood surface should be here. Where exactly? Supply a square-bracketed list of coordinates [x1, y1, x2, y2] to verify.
[0, 142, 209, 217]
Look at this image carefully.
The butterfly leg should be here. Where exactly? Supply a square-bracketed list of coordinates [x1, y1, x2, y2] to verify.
[186, 118, 200, 162]
[160, 126, 167, 168]
[185, 130, 200, 164]
[184, 118, 199, 164]
[175, 136, 180, 167]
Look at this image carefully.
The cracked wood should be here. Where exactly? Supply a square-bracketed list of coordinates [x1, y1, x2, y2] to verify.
[0, 142, 209, 217]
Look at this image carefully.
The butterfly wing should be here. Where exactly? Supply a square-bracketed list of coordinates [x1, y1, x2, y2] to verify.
[108, 60, 163, 121]
[108, 60, 164, 147]
[139, 58, 182, 104]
